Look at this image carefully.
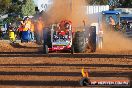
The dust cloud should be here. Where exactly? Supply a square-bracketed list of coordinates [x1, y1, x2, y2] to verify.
[43, 0, 88, 27]
[70, 0, 88, 27]
[102, 30, 132, 52]
[42, 0, 132, 53]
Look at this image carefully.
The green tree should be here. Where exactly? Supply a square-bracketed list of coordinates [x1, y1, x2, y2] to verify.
[87, 0, 132, 8]
[118, 0, 132, 8]
[8, 0, 23, 14]
[1, 0, 12, 8]
[0, 0, 23, 14]
[88, 0, 108, 5]
[21, 0, 36, 16]
[0, 0, 12, 14]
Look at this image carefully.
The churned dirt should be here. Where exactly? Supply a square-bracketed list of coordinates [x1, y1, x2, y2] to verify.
[0, 40, 131, 88]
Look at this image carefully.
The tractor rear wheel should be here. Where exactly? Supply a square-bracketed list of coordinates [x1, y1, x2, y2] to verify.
[88, 26, 96, 52]
[73, 31, 86, 53]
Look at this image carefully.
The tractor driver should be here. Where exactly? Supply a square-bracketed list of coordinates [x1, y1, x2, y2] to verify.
[64, 22, 71, 36]
[64, 22, 70, 29]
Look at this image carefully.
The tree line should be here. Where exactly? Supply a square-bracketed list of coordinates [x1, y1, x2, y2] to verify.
[0, 0, 132, 16]
[87, 0, 132, 7]
[0, 0, 35, 16]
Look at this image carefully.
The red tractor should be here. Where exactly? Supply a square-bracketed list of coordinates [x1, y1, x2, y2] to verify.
[43, 20, 96, 54]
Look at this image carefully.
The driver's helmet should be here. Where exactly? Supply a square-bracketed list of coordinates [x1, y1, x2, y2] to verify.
[64, 22, 70, 29]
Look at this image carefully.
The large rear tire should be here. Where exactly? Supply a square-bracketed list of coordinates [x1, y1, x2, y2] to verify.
[88, 26, 96, 52]
[73, 31, 86, 53]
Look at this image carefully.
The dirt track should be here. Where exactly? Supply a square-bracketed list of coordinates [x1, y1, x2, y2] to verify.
[0, 41, 131, 88]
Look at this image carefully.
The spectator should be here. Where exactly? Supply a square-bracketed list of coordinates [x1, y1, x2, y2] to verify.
[30, 20, 35, 41]
[109, 16, 116, 30]
[36, 17, 44, 44]
[17, 21, 24, 39]
[23, 17, 31, 31]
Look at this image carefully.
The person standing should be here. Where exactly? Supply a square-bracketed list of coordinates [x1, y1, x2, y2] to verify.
[23, 17, 31, 31]
[30, 20, 35, 41]
[109, 16, 116, 30]
[36, 17, 44, 44]
[17, 21, 24, 39]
